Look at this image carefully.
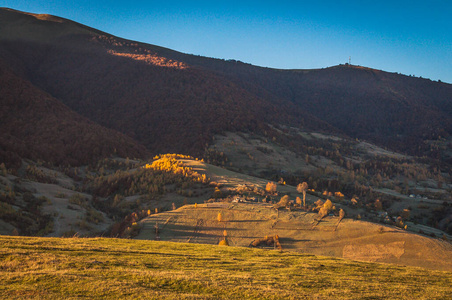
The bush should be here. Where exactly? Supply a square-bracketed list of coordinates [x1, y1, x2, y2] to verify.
[218, 239, 229, 246]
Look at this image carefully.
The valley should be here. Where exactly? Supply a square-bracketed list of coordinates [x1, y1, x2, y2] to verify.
[1, 153, 451, 272]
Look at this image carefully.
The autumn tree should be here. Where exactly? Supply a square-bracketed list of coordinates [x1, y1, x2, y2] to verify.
[314, 199, 324, 210]
[219, 229, 229, 246]
[318, 206, 328, 219]
[274, 195, 290, 209]
[338, 208, 345, 220]
[265, 182, 277, 194]
[295, 196, 302, 206]
[297, 182, 308, 207]
[334, 208, 346, 231]
[323, 199, 333, 212]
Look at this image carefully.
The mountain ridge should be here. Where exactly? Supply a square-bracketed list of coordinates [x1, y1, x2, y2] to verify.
[1, 7, 451, 164]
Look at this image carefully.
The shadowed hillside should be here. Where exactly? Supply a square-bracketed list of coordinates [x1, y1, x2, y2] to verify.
[0, 59, 148, 167]
[0, 8, 335, 158]
[163, 51, 452, 157]
[5, 8, 451, 161]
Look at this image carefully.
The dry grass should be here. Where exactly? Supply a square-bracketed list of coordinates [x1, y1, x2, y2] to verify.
[1, 236, 451, 299]
[137, 204, 452, 271]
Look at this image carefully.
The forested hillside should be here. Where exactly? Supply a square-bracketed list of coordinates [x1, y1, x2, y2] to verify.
[0, 59, 148, 168]
[2, 7, 451, 166]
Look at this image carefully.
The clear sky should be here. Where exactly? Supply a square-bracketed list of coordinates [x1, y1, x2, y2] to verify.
[1, 0, 451, 83]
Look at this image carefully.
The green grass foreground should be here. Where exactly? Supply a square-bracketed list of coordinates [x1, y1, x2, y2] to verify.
[1, 236, 451, 299]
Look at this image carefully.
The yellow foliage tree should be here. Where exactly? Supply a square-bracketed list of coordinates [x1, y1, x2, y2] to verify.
[323, 199, 333, 212]
[144, 155, 209, 184]
[295, 196, 302, 206]
[265, 182, 277, 194]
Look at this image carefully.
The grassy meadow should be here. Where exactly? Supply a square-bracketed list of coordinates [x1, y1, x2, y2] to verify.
[1, 236, 451, 299]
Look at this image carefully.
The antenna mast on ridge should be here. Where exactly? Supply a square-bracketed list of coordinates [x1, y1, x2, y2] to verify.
[349, 56, 351, 65]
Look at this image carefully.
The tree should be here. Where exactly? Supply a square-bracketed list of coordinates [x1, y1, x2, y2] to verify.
[295, 196, 302, 206]
[318, 207, 328, 219]
[297, 182, 308, 207]
[339, 208, 345, 220]
[334, 208, 346, 231]
[218, 239, 229, 246]
[323, 199, 333, 212]
[265, 182, 277, 194]
[219, 229, 229, 245]
[217, 212, 223, 222]
[274, 195, 290, 209]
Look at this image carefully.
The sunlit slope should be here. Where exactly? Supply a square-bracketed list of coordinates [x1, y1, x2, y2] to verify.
[136, 203, 452, 272]
[135, 159, 452, 272]
[1, 236, 451, 299]
[0, 7, 105, 41]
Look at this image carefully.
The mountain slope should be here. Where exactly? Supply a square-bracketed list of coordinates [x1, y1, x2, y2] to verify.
[0, 60, 148, 167]
[1, 7, 451, 161]
[0, 8, 331, 156]
[164, 53, 452, 155]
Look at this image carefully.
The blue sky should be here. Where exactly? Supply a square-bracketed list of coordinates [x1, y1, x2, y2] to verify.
[1, 0, 451, 83]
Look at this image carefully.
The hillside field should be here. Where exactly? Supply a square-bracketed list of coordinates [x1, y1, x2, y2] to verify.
[1, 236, 452, 299]
[136, 203, 452, 272]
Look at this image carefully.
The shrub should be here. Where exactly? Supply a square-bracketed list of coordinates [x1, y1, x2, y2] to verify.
[218, 239, 229, 246]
